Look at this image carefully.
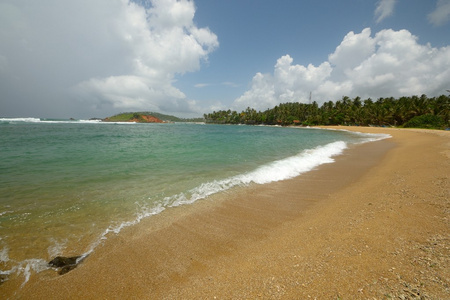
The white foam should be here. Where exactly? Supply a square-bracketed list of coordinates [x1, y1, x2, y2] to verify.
[16, 259, 49, 286]
[73, 141, 348, 263]
[0, 246, 9, 262]
[104, 203, 165, 235]
[77, 203, 166, 262]
[0, 256, 49, 286]
[0, 139, 356, 288]
[74, 119, 137, 125]
[0, 117, 136, 125]
[168, 141, 348, 207]
[0, 117, 41, 123]
[316, 127, 391, 143]
[0, 210, 13, 217]
[0, 243, 50, 286]
[354, 132, 391, 143]
[47, 238, 68, 258]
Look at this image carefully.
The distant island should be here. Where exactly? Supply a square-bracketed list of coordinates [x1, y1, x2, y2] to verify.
[102, 112, 204, 123]
[103, 112, 165, 123]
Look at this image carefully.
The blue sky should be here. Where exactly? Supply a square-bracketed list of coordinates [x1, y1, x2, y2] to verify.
[0, 0, 449, 118]
[178, 0, 450, 110]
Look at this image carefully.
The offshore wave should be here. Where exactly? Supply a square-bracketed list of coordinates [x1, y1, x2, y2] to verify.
[0, 117, 134, 124]
[0, 117, 43, 123]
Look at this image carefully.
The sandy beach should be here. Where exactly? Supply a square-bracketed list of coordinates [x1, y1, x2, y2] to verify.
[2, 126, 449, 299]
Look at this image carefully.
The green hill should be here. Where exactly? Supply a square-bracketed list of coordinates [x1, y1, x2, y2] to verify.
[103, 112, 204, 123]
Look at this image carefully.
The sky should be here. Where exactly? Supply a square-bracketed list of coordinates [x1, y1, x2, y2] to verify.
[0, 0, 449, 119]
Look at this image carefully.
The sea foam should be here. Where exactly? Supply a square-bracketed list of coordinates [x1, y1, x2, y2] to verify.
[0, 250, 49, 287]
[82, 140, 348, 247]
[0, 117, 42, 123]
[168, 141, 348, 207]
[0, 117, 135, 124]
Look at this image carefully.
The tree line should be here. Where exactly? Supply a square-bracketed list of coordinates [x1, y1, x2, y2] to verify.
[204, 95, 449, 129]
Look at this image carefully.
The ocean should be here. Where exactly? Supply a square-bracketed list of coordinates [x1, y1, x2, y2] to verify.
[0, 118, 388, 286]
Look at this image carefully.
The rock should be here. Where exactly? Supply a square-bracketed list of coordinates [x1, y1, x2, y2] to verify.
[0, 274, 8, 285]
[48, 256, 80, 268]
[59, 264, 78, 275]
[48, 255, 84, 275]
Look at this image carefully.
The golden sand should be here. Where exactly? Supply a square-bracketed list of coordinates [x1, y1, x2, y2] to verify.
[3, 127, 449, 299]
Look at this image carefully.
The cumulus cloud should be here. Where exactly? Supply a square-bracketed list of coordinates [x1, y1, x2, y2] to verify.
[428, 0, 450, 26]
[233, 28, 450, 112]
[0, 0, 218, 117]
[374, 0, 397, 23]
[74, 0, 219, 114]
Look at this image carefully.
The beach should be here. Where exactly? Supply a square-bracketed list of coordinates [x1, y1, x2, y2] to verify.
[3, 127, 449, 299]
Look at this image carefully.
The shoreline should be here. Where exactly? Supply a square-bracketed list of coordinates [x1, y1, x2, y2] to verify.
[2, 127, 449, 299]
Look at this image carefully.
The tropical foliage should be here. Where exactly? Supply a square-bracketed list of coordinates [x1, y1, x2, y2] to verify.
[104, 112, 203, 123]
[204, 95, 449, 129]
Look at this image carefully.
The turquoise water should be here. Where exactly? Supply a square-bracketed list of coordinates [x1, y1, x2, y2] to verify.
[0, 118, 388, 284]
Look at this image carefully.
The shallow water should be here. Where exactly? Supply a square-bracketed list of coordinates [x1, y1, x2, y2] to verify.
[0, 118, 388, 284]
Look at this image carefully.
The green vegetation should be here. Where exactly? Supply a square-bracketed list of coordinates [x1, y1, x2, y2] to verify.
[104, 112, 203, 123]
[104, 112, 170, 122]
[403, 114, 445, 129]
[204, 94, 449, 129]
[103, 112, 135, 122]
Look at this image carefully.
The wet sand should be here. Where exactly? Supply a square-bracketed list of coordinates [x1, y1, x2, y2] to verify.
[3, 127, 449, 299]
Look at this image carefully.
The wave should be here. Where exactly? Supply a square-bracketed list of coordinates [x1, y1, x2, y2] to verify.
[353, 132, 391, 143]
[165, 140, 348, 207]
[0, 117, 135, 125]
[0, 246, 48, 287]
[0, 137, 383, 286]
[65, 140, 348, 263]
[313, 126, 391, 143]
[58, 141, 347, 265]
[0, 117, 42, 123]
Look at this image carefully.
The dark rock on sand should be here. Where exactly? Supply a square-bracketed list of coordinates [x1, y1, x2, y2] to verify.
[48, 256, 80, 268]
[59, 264, 78, 275]
[48, 256, 83, 275]
[0, 274, 8, 285]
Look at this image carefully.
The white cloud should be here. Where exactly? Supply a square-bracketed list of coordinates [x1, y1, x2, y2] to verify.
[374, 0, 397, 23]
[428, 0, 450, 26]
[194, 83, 211, 88]
[233, 28, 450, 112]
[0, 0, 218, 117]
[75, 0, 218, 114]
[328, 28, 375, 79]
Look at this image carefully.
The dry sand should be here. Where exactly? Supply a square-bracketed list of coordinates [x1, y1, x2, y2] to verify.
[2, 127, 449, 299]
